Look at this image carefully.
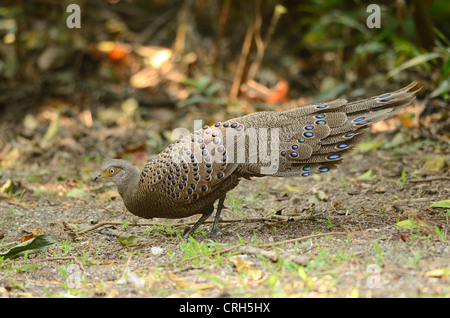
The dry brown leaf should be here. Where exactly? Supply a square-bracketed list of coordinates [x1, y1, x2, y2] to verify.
[175, 280, 215, 290]
[0, 287, 8, 297]
[424, 268, 450, 278]
[398, 113, 415, 128]
[170, 274, 215, 290]
[423, 155, 446, 172]
[231, 256, 263, 281]
[284, 184, 304, 192]
[21, 226, 39, 243]
[98, 190, 120, 201]
[105, 288, 119, 298]
[265, 80, 289, 103]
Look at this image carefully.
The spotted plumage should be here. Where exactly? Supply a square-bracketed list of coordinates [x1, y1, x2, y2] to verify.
[95, 81, 422, 238]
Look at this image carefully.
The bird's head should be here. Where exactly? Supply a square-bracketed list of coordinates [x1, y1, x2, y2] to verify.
[94, 159, 138, 187]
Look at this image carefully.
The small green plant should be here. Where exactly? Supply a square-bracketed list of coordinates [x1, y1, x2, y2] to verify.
[278, 258, 300, 274]
[306, 249, 330, 270]
[57, 265, 68, 279]
[177, 76, 225, 108]
[0, 253, 39, 275]
[400, 170, 407, 186]
[372, 241, 385, 265]
[387, 28, 450, 100]
[298, 266, 313, 292]
[403, 249, 422, 265]
[230, 198, 244, 215]
[270, 202, 284, 217]
[145, 222, 177, 236]
[435, 226, 447, 243]
[337, 176, 351, 191]
[385, 170, 407, 188]
[170, 237, 222, 266]
[332, 248, 353, 265]
[59, 240, 72, 254]
[326, 216, 334, 230]
[81, 249, 97, 266]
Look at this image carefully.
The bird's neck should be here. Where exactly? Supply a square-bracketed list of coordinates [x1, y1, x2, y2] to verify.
[117, 168, 141, 211]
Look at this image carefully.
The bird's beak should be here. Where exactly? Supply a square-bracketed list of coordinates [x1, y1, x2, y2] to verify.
[94, 172, 107, 182]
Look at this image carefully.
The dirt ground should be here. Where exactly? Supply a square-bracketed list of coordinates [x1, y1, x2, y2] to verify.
[0, 101, 449, 299]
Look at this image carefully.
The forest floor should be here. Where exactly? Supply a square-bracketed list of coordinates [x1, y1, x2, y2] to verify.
[0, 97, 449, 299]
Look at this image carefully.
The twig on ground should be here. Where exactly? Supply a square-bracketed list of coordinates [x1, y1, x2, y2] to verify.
[407, 177, 450, 183]
[31, 256, 86, 273]
[263, 232, 348, 247]
[75, 216, 283, 235]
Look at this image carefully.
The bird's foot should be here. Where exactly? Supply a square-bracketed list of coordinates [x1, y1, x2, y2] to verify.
[207, 227, 229, 239]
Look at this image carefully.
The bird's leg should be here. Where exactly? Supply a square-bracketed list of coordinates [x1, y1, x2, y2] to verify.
[182, 195, 227, 239]
[182, 212, 212, 239]
[208, 195, 226, 238]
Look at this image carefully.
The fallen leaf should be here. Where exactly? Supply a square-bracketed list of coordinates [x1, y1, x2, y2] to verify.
[265, 80, 289, 103]
[175, 280, 215, 290]
[383, 132, 407, 149]
[297, 266, 308, 281]
[21, 226, 39, 243]
[399, 115, 415, 128]
[314, 190, 328, 201]
[375, 187, 386, 193]
[285, 184, 304, 192]
[105, 289, 118, 298]
[0, 287, 8, 297]
[395, 219, 432, 233]
[66, 188, 92, 198]
[429, 200, 450, 209]
[423, 155, 446, 172]
[398, 231, 408, 242]
[395, 219, 418, 229]
[307, 195, 319, 204]
[169, 274, 215, 290]
[118, 235, 139, 246]
[355, 140, 383, 152]
[41, 107, 61, 148]
[108, 44, 130, 62]
[0, 235, 56, 260]
[0, 179, 17, 194]
[349, 288, 360, 298]
[98, 190, 120, 201]
[424, 268, 450, 278]
[357, 169, 373, 180]
[0, 146, 20, 168]
[231, 256, 263, 281]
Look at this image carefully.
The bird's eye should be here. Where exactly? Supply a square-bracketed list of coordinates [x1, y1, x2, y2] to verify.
[109, 168, 115, 174]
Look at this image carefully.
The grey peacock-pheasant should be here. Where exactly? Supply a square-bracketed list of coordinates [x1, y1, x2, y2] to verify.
[95, 81, 422, 238]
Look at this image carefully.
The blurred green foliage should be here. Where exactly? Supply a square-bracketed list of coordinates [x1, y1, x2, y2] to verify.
[0, 0, 448, 101]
